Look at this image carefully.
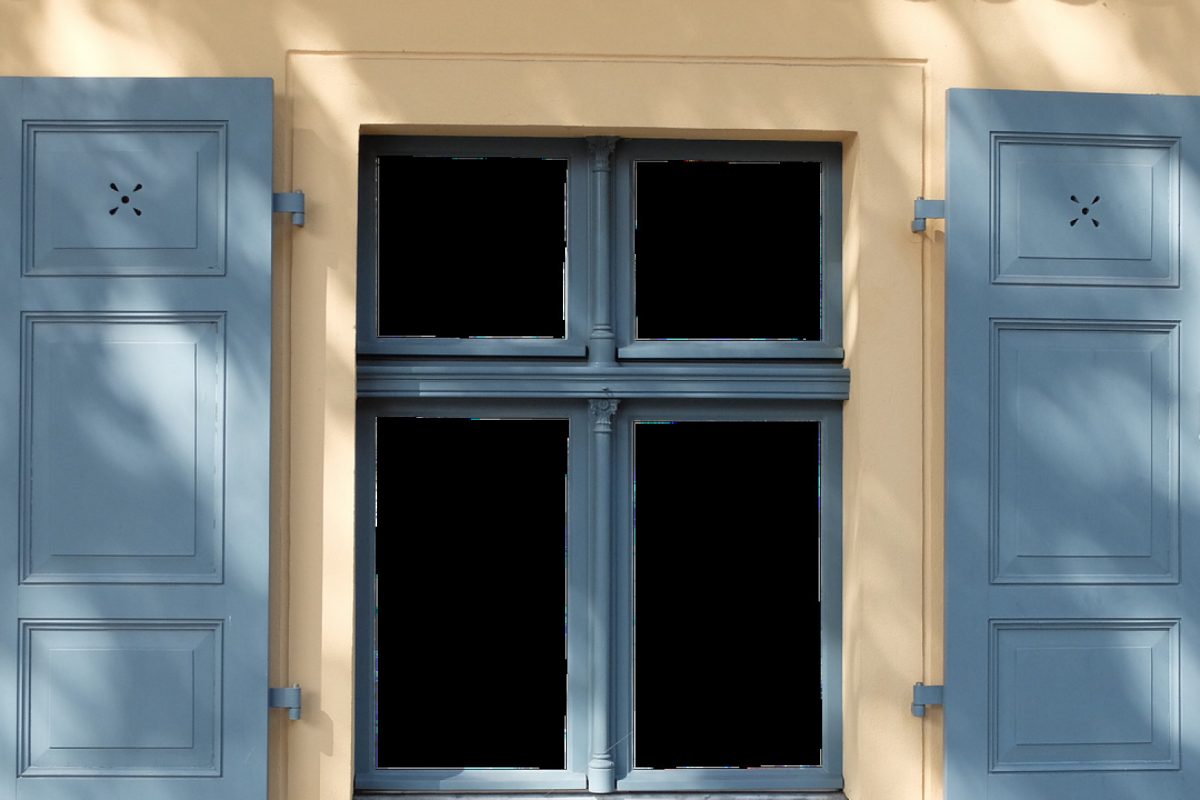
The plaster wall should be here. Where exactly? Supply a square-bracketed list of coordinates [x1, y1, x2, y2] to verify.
[3, 2, 1196, 799]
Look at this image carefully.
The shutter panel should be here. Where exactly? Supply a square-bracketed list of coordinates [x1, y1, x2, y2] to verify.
[946, 89, 1200, 799]
[0, 78, 273, 800]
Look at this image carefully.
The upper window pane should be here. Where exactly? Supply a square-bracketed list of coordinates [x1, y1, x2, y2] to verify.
[377, 155, 568, 338]
[634, 159, 823, 341]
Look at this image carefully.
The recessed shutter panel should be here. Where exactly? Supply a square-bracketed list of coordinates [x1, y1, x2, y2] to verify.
[0, 78, 273, 800]
[946, 89, 1200, 799]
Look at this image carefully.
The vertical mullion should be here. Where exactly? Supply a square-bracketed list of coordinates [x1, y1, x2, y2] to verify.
[585, 136, 620, 791]
[587, 137, 617, 365]
[587, 398, 619, 792]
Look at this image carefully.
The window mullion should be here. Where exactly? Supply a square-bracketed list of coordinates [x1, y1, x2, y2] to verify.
[586, 137, 618, 366]
[586, 398, 620, 792]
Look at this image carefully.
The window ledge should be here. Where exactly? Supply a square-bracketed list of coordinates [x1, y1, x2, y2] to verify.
[356, 794, 847, 800]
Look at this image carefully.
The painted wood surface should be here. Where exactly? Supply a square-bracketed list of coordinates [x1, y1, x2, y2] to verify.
[353, 135, 845, 794]
[946, 88, 1200, 800]
[0, 77, 273, 800]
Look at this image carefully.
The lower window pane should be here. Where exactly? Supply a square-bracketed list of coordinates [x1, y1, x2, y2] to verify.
[633, 421, 822, 769]
[374, 417, 569, 769]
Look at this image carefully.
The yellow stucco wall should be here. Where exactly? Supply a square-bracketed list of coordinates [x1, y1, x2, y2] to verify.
[4, 2, 1198, 799]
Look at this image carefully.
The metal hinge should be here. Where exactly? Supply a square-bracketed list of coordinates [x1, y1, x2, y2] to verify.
[911, 197, 945, 233]
[272, 191, 306, 227]
[911, 682, 944, 717]
[269, 684, 302, 720]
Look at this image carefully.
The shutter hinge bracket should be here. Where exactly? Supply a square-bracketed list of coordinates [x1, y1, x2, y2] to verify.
[911, 682, 944, 717]
[269, 684, 303, 720]
[911, 197, 945, 233]
[273, 191, 306, 227]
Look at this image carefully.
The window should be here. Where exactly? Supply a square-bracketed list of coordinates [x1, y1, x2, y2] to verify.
[355, 137, 848, 794]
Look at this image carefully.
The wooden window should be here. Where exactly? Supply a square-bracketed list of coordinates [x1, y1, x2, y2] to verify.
[358, 138, 590, 358]
[614, 140, 843, 360]
[377, 156, 569, 339]
[356, 137, 846, 794]
[374, 416, 571, 769]
[631, 421, 822, 770]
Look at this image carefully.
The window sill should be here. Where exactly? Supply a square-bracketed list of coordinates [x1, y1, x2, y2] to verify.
[355, 793, 847, 800]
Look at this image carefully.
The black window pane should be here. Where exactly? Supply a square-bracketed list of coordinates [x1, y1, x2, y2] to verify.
[374, 417, 569, 768]
[634, 160, 822, 341]
[633, 421, 822, 768]
[378, 156, 568, 338]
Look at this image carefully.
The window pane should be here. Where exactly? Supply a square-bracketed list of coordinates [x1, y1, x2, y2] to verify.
[634, 160, 822, 341]
[633, 421, 822, 768]
[378, 156, 568, 338]
[374, 417, 569, 768]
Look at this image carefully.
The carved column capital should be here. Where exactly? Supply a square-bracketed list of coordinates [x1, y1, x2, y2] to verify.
[588, 398, 620, 431]
[587, 136, 618, 172]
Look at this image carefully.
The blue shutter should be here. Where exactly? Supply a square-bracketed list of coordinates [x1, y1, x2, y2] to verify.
[946, 89, 1200, 798]
[0, 78, 273, 800]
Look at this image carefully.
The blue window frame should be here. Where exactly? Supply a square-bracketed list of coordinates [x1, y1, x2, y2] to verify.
[355, 136, 848, 794]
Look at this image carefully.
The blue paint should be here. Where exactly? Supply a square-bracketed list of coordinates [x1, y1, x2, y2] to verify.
[354, 137, 846, 795]
[0, 77, 273, 800]
[947, 88, 1200, 800]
